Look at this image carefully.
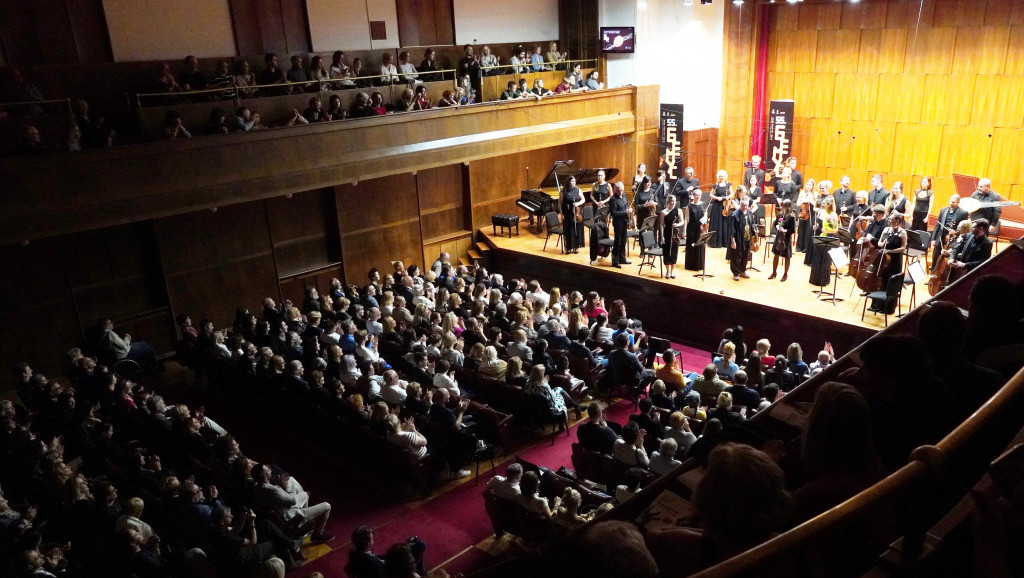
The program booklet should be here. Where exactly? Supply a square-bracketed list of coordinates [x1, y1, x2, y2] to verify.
[635, 489, 692, 532]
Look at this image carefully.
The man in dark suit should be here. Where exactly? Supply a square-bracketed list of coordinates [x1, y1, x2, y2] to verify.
[969, 178, 1003, 225]
[609, 182, 631, 268]
[952, 218, 993, 272]
[729, 199, 756, 281]
[742, 154, 765, 189]
[603, 333, 646, 389]
[931, 194, 969, 264]
[670, 166, 700, 208]
[868, 174, 889, 207]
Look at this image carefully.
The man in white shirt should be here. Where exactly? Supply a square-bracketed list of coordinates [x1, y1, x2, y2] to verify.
[252, 464, 333, 542]
[380, 370, 408, 405]
[485, 463, 523, 500]
[397, 51, 421, 83]
[524, 280, 550, 307]
[365, 308, 383, 338]
[649, 438, 681, 475]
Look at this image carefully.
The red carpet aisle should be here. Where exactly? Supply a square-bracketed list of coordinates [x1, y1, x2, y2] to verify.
[204, 343, 709, 577]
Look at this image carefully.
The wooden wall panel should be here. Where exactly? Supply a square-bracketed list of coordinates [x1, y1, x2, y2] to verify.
[857, 28, 907, 74]
[984, 0, 1016, 25]
[920, 74, 975, 125]
[1005, 26, 1024, 74]
[66, 0, 112, 63]
[841, 1, 889, 30]
[767, 72, 795, 102]
[338, 174, 423, 281]
[792, 72, 834, 119]
[903, 27, 956, 74]
[875, 73, 925, 123]
[952, 26, 1010, 75]
[815, 29, 861, 74]
[230, 0, 263, 56]
[280, 0, 311, 53]
[987, 127, 1024, 187]
[266, 189, 340, 277]
[886, 0, 934, 29]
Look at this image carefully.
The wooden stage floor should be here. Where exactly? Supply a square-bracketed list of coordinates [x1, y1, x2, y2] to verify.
[480, 227, 906, 332]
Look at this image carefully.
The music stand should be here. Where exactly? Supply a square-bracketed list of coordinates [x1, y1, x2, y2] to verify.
[693, 231, 716, 281]
[810, 236, 841, 297]
[821, 247, 848, 305]
[897, 258, 926, 317]
[835, 228, 855, 276]
[903, 230, 923, 273]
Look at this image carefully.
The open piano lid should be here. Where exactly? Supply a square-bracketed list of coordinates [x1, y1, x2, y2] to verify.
[537, 163, 620, 189]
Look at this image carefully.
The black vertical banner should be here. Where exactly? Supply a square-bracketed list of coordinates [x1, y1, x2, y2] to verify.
[659, 103, 685, 182]
[765, 100, 794, 173]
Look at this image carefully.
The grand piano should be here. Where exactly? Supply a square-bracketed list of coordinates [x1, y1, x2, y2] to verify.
[517, 162, 620, 231]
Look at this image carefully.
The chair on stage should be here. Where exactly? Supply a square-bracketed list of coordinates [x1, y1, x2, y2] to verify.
[630, 215, 656, 255]
[905, 230, 930, 272]
[637, 230, 664, 278]
[542, 211, 564, 252]
[581, 205, 596, 230]
[861, 272, 905, 327]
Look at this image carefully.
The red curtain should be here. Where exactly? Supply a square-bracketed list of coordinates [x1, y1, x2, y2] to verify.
[749, 6, 770, 167]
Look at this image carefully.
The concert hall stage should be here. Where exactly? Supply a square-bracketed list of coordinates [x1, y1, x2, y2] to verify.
[480, 227, 892, 357]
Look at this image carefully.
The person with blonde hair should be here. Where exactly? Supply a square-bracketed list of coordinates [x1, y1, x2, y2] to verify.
[553, 487, 590, 529]
[478, 345, 507, 381]
[707, 391, 744, 427]
[713, 342, 739, 380]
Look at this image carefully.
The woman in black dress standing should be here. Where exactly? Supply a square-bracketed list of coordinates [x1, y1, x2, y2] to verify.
[684, 189, 707, 271]
[707, 170, 732, 249]
[657, 194, 683, 278]
[796, 178, 816, 254]
[769, 199, 796, 282]
[773, 166, 799, 204]
[633, 178, 657, 229]
[560, 176, 585, 254]
[886, 181, 908, 219]
[869, 213, 907, 313]
[910, 176, 934, 231]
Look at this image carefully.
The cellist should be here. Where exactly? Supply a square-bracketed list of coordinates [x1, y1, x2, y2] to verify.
[868, 213, 907, 314]
[846, 191, 871, 236]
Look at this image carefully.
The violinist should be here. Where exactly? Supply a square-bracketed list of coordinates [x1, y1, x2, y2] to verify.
[951, 219, 992, 273]
[656, 194, 684, 278]
[796, 178, 816, 253]
[707, 170, 732, 249]
[868, 174, 889, 207]
[560, 175, 585, 254]
[632, 163, 649, 194]
[768, 199, 796, 282]
[773, 166, 798, 204]
[786, 156, 803, 190]
[930, 194, 968, 265]
[730, 198, 757, 281]
[652, 170, 670, 211]
[847, 191, 871, 234]
[868, 213, 907, 314]
[633, 178, 658, 228]
[858, 205, 888, 246]
[885, 181, 908, 218]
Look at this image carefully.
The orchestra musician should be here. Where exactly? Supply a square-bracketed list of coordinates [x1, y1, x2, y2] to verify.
[818, 197, 841, 237]
[655, 194, 684, 278]
[969, 178, 1003, 225]
[930, 194, 968, 265]
[846, 191, 871, 234]
[885, 181, 908, 217]
[773, 166, 798, 204]
[867, 174, 889, 207]
[560, 175, 585, 254]
[726, 185, 749, 261]
[808, 196, 840, 285]
[632, 163, 649, 194]
[729, 198, 757, 281]
[684, 188, 707, 272]
[796, 178, 816, 253]
[742, 154, 765, 189]
[652, 170, 670, 211]
[768, 199, 796, 282]
[786, 157, 803, 190]
[859, 205, 888, 245]
[591, 169, 611, 210]
[910, 176, 934, 231]
[934, 219, 973, 271]
[609, 182, 631, 268]
[746, 173, 764, 206]
[868, 212, 907, 314]
[633, 178, 658, 229]
[670, 166, 700, 207]
[951, 218, 993, 273]
[707, 170, 732, 249]
[834, 176, 856, 216]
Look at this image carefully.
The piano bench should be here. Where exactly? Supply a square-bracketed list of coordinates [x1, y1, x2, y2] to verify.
[491, 214, 520, 238]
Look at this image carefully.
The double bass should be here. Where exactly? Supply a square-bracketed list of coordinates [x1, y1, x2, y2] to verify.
[855, 244, 890, 293]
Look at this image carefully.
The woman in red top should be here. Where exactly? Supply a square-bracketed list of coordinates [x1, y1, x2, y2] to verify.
[582, 291, 608, 321]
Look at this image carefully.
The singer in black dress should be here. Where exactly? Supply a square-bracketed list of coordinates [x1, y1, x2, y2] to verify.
[560, 176, 585, 254]
[684, 190, 707, 271]
[769, 199, 796, 281]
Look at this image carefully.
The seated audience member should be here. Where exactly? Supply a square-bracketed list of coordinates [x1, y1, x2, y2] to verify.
[505, 329, 533, 362]
[385, 413, 428, 462]
[706, 391, 744, 428]
[252, 463, 334, 542]
[371, 92, 389, 115]
[664, 411, 697, 457]
[179, 55, 208, 92]
[380, 370, 408, 405]
[163, 110, 192, 140]
[348, 525, 427, 578]
[155, 61, 183, 94]
[526, 364, 582, 420]
[965, 275, 1024, 362]
[380, 52, 400, 84]
[681, 390, 707, 421]
[808, 343, 835, 373]
[559, 520, 660, 578]
[532, 78, 553, 97]
[478, 345, 507, 381]
[577, 403, 621, 454]
[99, 318, 158, 365]
[412, 85, 431, 110]
[554, 75, 577, 94]
[403, 382, 431, 416]
[234, 60, 257, 98]
[646, 444, 793, 577]
[286, 55, 310, 88]
[790, 382, 886, 525]
[500, 80, 520, 100]
[757, 383, 780, 413]
[615, 467, 644, 503]
[723, 371, 760, 414]
[419, 49, 439, 81]
[437, 89, 458, 107]
[302, 97, 328, 123]
[207, 506, 288, 577]
[613, 421, 650, 467]
[329, 50, 353, 87]
[326, 94, 346, 120]
[427, 388, 475, 479]
[648, 380, 675, 412]
[350, 58, 370, 87]
[485, 462, 523, 500]
[530, 45, 549, 71]
[309, 55, 330, 85]
[515, 77, 535, 99]
[515, 471, 559, 517]
[14, 124, 45, 155]
[350, 92, 375, 118]
[654, 350, 688, 394]
[630, 397, 665, 451]
[393, 88, 416, 112]
[509, 47, 529, 74]
[554, 487, 590, 529]
[602, 333, 649, 391]
[398, 51, 421, 83]
[712, 342, 739, 380]
[756, 338, 776, 368]
[786, 342, 810, 381]
[650, 437, 682, 475]
[691, 363, 727, 405]
[258, 53, 288, 95]
[228, 106, 258, 132]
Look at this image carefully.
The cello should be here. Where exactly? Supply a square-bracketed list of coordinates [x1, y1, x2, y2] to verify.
[855, 244, 889, 293]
